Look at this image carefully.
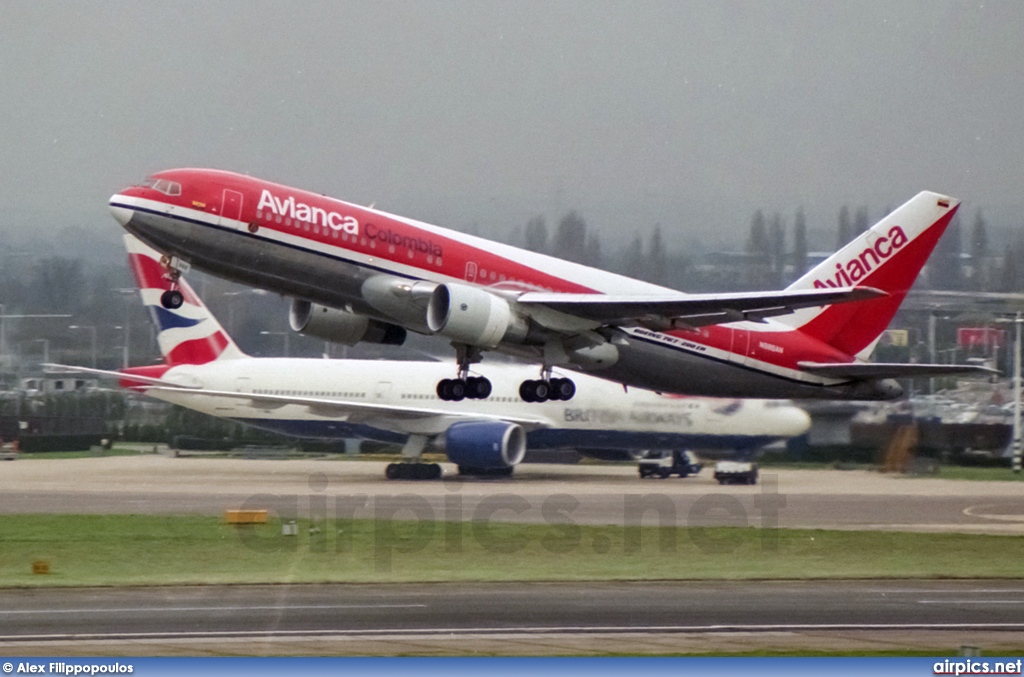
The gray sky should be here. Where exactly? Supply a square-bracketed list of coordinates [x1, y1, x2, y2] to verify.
[2, 0, 1023, 253]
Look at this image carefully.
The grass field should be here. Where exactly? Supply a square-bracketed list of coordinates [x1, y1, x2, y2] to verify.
[2, 514, 1023, 587]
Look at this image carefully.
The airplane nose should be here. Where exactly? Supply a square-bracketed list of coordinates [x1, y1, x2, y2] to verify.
[109, 195, 133, 226]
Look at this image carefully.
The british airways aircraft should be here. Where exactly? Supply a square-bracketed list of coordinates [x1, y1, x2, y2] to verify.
[108, 170, 992, 404]
[50, 235, 811, 480]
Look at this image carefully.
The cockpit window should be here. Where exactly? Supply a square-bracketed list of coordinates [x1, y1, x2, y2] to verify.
[136, 177, 181, 196]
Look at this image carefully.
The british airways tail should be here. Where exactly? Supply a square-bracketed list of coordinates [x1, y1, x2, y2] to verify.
[125, 234, 246, 364]
[780, 191, 960, 359]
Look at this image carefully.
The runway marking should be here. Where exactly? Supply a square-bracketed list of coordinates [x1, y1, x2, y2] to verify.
[4, 623, 1024, 642]
[868, 585, 1024, 589]
[0, 604, 426, 615]
[964, 504, 1024, 523]
[917, 600, 1024, 605]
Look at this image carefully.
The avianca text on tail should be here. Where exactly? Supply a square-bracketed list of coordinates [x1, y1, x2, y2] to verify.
[109, 168, 993, 404]
[812, 225, 908, 288]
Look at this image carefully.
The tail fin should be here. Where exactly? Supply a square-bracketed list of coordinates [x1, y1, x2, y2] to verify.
[124, 234, 246, 365]
[781, 191, 960, 359]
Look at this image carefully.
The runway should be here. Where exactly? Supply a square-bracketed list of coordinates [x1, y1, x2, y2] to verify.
[2, 580, 1023, 655]
[1, 455, 1023, 534]
[3, 455, 1023, 655]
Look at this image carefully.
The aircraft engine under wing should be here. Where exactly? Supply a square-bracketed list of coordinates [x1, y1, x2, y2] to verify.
[516, 286, 885, 330]
[798, 361, 1001, 380]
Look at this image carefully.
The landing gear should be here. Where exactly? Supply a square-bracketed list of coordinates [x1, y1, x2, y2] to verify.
[519, 375, 576, 403]
[384, 435, 443, 480]
[385, 462, 442, 480]
[437, 345, 492, 401]
[158, 255, 186, 309]
[160, 289, 184, 309]
[437, 376, 492, 401]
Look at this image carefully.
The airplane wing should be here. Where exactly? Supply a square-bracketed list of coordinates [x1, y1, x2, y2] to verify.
[798, 361, 1001, 380]
[144, 386, 551, 429]
[516, 286, 885, 329]
[42, 363, 202, 389]
[47, 366, 551, 429]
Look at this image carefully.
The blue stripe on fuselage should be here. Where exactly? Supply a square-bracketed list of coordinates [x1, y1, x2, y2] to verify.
[232, 417, 777, 451]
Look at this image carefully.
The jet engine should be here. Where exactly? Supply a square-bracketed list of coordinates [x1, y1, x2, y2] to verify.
[289, 299, 406, 346]
[427, 283, 529, 348]
[444, 421, 527, 470]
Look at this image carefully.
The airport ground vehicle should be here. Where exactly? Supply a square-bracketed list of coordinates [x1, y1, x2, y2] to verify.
[713, 461, 760, 485]
[638, 450, 703, 479]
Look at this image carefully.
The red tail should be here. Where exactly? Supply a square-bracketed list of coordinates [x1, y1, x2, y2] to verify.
[781, 192, 959, 359]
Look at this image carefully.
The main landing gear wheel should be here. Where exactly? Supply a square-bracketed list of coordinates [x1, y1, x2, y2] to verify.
[437, 344, 492, 402]
[519, 377, 575, 403]
[160, 289, 184, 309]
[385, 463, 442, 480]
[436, 376, 492, 402]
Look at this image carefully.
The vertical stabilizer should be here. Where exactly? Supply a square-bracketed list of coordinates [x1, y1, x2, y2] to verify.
[780, 192, 959, 359]
[124, 234, 246, 364]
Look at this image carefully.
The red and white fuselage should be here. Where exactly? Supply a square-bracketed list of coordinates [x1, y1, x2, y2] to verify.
[109, 169, 963, 401]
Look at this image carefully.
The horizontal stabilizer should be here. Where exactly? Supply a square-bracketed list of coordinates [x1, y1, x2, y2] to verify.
[798, 361, 1000, 380]
[42, 363, 202, 389]
[518, 286, 885, 328]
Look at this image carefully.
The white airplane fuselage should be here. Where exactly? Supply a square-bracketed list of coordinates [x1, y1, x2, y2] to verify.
[144, 358, 810, 453]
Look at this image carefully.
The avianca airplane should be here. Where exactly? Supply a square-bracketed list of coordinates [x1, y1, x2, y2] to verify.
[50, 235, 811, 480]
[108, 170, 992, 404]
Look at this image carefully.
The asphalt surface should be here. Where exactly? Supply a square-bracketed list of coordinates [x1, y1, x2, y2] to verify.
[1, 580, 1023, 655]
[1, 455, 1023, 534]
[2, 454, 1024, 655]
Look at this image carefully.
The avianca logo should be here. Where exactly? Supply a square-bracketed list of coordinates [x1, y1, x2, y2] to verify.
[813, 226, 909, 289]
[257, 190, 359, 234]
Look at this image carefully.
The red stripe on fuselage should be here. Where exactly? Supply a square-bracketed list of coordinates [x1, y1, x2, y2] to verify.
[125, 169, 598, 295]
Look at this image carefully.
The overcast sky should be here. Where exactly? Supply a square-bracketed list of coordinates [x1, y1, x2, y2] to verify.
[2, 0, 1022, 253]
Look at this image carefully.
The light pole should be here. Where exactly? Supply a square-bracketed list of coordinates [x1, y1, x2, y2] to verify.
[1012, 315, 1022, 474]
[260, 330, 290, 357]
[114, 327, 129, 369]
[997, 313, 1023, 474]
[114, 288, 137, 370]
[68, 325, 97, 368]
[35, 338, 50, 367]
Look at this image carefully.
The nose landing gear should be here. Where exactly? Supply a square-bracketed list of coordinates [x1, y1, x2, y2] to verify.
[158, 255, 187, 309]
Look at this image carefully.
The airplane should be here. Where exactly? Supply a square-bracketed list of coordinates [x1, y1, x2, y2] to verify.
[108, 170, 994, 404]
[48, 235, 812, 480]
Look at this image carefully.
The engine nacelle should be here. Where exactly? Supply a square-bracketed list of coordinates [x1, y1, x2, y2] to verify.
[361, 275, 437, 334]
[289, 299, 406, 346]
[444, 421, 526, 469]
[427, 283, 528, 348]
